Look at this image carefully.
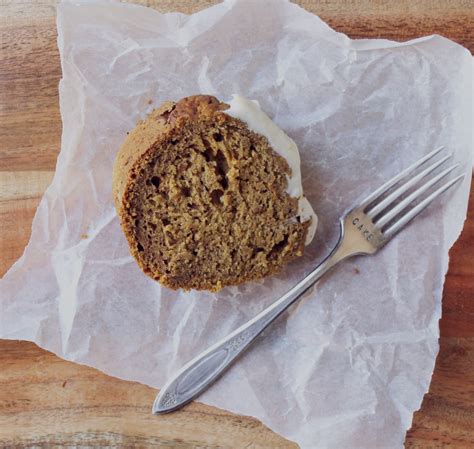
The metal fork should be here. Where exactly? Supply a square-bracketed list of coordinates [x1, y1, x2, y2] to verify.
[153, 146, 464, 414]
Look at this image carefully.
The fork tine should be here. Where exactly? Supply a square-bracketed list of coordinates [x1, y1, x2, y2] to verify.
[376, 164, 459, 227]
[360, 146, 445, 209]
[383, 174, 464, 238]
[367, 153, 452, 218]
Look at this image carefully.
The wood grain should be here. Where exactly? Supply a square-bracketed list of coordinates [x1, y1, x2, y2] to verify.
[0, 1, 473, 448]
[0, 339, 296, 448]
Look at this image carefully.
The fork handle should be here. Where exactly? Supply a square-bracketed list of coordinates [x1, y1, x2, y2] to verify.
[153, 234, 350, 414]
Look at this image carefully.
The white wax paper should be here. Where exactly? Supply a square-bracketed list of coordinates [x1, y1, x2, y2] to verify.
[1, 0, 472, 447]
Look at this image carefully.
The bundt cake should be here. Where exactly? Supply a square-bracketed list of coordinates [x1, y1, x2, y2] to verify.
[112, 94, 317, 291]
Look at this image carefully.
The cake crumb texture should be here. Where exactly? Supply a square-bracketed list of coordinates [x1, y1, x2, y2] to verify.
[113, 95, 310, 291]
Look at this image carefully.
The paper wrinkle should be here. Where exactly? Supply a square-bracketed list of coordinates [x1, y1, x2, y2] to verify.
[0, 1, 472, 448]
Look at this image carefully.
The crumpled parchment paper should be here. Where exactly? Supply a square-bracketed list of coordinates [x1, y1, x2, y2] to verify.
[1, 1, 472, 448]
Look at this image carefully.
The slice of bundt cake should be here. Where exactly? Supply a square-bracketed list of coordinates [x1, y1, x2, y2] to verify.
[112, 94, 317, 291]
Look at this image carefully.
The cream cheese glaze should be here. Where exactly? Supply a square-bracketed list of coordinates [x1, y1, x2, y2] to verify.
[224, 94, 317, 245]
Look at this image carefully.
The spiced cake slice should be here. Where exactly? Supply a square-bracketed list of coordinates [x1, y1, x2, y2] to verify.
[113, 94, 317, 291]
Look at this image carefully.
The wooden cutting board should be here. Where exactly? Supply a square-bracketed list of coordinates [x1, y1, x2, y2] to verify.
[1, 1, 473, 447]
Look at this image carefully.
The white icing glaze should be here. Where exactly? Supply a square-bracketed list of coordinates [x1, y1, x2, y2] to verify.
[224, 94, 318, 245]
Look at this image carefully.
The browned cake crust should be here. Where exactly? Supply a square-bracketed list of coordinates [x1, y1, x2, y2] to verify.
[112, 95, 310, 291]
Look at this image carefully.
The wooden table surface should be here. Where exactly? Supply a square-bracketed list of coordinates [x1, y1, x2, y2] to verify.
[1, 1, 473, 447]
